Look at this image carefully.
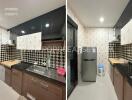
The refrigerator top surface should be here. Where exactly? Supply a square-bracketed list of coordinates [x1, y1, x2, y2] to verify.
[82, 47, 97, 53]
[82, 47, 97, 59]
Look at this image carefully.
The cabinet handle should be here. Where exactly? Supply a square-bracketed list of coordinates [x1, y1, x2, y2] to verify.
[40, 82, 48, 89]
[31, 78, 37, 83]
[27, 93, 36, 100]
[12, 70, 16, 73]
[12, 70, 18, 75]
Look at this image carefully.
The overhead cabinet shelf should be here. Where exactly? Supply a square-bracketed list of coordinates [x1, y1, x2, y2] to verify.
[17, 32, 42, 50]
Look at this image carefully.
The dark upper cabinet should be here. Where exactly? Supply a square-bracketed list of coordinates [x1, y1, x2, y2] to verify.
[9, 6, 66, 40]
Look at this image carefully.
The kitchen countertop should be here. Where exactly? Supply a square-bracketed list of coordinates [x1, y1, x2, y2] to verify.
[108, 58, 128, 65]
[109, 58, 132, 86]
[115, 63, 132, 86]
[12, 62, 65, 85]
[0, 60, 21, 69]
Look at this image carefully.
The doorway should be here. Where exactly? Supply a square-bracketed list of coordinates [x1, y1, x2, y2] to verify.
[67, 16, 78, 97]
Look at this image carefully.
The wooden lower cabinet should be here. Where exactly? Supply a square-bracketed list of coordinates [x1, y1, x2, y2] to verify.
[114, 67, 124, 100]
[11, 68, 23, 94]
[124, 78, 132, 100]
[22, 73, 64, 100]
[110, 63, 114, 83]
[5, 67, 11, 86]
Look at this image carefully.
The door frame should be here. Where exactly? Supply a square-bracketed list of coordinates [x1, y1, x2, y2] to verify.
[67, 15, 78, 97]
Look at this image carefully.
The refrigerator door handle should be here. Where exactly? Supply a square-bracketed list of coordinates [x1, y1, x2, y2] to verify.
[83, 59, 96, 61]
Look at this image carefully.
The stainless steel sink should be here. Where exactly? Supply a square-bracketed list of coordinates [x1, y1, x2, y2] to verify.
[26, 65, 55, 77]
[26, 65, 48, 74]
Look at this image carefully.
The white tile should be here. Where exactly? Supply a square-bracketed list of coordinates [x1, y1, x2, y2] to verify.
[68, 74, 118, 100]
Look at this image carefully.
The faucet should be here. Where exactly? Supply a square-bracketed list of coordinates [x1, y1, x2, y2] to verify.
[33, 61, 38, 68]
[46, 51, 51, 69]
[46, 54, 50, 69]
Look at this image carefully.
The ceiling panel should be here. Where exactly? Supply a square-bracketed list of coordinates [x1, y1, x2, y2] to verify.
[0, 0, 65, 29]
[68, 0, 129, 27]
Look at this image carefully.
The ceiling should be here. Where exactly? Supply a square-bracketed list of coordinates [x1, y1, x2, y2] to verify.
[0, 0, 65, 29]
[68, 0, 129, 28]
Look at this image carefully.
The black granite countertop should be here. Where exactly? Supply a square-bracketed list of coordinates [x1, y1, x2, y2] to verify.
[11, 62, 65, 85]
[111, 62, 132, 86]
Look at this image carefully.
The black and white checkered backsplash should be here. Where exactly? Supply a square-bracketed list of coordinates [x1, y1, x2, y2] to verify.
[0, 45, 65, 68]
[109, 41, 121, 58]
[109, 42, 132, 63]
[0, 45, 19, 61]
[21, 49, 65, 68]
[120, 44, 132, 62]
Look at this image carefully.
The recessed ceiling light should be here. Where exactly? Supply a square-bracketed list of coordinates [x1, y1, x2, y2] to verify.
[21, 30, 25, 34]
[45, 23, 50, 28]
[99, 17, 104, 23]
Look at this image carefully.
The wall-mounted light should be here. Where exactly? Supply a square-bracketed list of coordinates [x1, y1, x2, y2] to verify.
[45, 23, 50, 28]
[99, 17, 104, 23]
[21, 30, 25, 34]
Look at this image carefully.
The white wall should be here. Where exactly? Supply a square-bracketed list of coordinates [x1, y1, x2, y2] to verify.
[0, 27, 10, 54]
[83, 28, 115, 73]
[0, 27, 10, 81]
[0, 27, 10, 45]
[68, 7, 116, 82]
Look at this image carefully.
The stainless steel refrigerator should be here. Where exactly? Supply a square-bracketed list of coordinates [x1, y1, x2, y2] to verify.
[82, 47, 97, 82]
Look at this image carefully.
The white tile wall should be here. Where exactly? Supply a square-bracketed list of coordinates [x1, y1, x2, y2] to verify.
[83, 28, 115, 74]
[0, 28, 10, 45]
[0, 27, 10, 62]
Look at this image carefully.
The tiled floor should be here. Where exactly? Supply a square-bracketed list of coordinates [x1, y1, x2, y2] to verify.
[68, 74, 118, 100]
[0, 80, 19, 100]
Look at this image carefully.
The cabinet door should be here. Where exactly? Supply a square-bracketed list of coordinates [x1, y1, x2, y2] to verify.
[25, 35, 29, 50]
[121, 28, 124, 45]
[121, 19, 132, 45]
[23, 73, 63, 100]
[124, 78, 132, 100]
[121, 25, 127, 45]
[109, 63, 114, 84]
[31, 32, 41, 50]
[17, 32, 41, 50]
[17, 36, 22, 49]
[17, 35, 26, 49]
[22, 35, 27, 50]
[128, 20, 132, 44]
[114, 67, 124, 100]
[5, 67, 11, 86]
[0, 65, 5, 81]
[11, 69, 22, 94]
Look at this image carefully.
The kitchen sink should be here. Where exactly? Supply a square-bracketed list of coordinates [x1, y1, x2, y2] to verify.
[26, 65, 48, 74]
[26, 65, 55, 77]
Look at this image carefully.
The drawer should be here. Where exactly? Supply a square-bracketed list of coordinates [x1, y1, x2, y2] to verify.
[23, 73, 63, 100]
[11, 69, 23, 94]
[25, 73, 62, 95]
